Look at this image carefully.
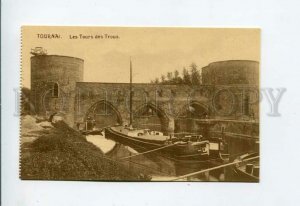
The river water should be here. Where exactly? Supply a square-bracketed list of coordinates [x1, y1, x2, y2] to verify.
[85, 133, 239, 181]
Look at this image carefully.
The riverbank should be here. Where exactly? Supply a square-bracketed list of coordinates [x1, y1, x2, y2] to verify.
[20, 116, 150, 180]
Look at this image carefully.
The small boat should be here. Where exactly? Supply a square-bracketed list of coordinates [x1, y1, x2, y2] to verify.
[233, 152, 259, 182]
[105, 125, 226, 161]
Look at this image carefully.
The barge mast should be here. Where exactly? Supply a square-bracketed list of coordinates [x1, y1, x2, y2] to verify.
[129, 57, 133, 126]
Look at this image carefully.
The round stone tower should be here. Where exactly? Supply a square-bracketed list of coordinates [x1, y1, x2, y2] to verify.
[201, 60, 259, 120]
[202, 60, 259, 85]
[31, 54, 84, 125]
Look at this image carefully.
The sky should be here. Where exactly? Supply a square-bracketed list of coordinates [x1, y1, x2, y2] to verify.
[22, 26, 260, 88]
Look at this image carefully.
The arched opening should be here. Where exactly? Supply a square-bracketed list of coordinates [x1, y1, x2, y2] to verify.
[52, 82, 59, 97]
[85, 100, 122, 130]
[133, 103, 169, 133]
[175, 101, 209, 135]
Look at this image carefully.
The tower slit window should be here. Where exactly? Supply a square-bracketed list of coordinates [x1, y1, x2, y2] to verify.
[53, 82, 59, 97]
[244, 94, 250, 115]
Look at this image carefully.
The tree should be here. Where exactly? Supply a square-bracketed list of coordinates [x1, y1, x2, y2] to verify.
[167, 72, 173, 81]
[151, 63, 201, 85]
[173, 70, 183, 84]
[174, 70, 179, 79]
[161, 75, 166, 83]
[190, 63, 201, 85]
[21, 87, 34, 115]
[182, 67, 191, 85]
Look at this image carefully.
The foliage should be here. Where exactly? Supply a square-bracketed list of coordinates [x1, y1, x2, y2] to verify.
[20, 121, 151, 181]
[21, 87, 34, 115]
[151, 63, 202, 86]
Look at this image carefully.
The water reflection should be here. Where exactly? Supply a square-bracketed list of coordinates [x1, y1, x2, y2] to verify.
[86, 133, 228, 181]
[86, 134, 116, 154]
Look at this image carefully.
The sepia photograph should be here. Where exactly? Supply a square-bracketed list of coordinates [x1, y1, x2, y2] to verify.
[20, 26, 260, 182]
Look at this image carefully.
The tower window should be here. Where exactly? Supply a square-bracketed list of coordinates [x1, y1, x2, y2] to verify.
[53, 83, 59, 97]
[244, 95, 249, 115]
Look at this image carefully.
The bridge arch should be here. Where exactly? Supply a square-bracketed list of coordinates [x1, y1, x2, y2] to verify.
[174, 101, 210, 134]
[133, 102, 170, 133]
[176, 101, 209, 119]
[84, 100, 123, 128]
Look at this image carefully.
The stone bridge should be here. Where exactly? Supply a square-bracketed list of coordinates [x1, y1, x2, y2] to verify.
[29, 56, 259, 137]
[73, 82, 259, 135]
[74, 82, 210, 132]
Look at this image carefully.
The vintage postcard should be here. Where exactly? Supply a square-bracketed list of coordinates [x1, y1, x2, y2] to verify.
[20, 26, 260, 181]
